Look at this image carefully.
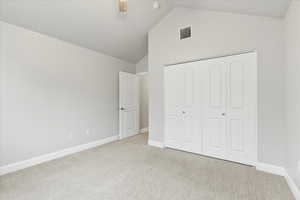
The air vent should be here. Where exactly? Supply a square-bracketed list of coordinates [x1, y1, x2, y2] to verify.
[180, 26, 191, 40]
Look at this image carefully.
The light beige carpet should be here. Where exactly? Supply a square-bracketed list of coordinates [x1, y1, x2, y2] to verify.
[0, 134, 295, 200]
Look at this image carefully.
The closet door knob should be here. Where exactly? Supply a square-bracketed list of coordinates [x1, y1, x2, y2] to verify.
[182, 111, 186, 114]
[222, 113, 226, 116]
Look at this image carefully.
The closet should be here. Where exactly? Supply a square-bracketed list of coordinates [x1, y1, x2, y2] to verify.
[164, 52, 257, 165]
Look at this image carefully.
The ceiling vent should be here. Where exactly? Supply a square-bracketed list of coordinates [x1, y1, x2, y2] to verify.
[180, 27, 191, 40]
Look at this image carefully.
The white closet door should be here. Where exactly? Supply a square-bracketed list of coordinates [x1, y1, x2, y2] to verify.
[201, 54, 257, 164]
[164, 64, 194, 152]
[202, 60, 228, 159]
[225, 54, 257, 164]
[164, 52, 257, 165]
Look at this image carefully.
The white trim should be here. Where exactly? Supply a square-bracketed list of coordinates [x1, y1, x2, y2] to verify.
[256, 162, 286, 176]
[148, 140, 164, 148]
[256, 162, 300, 200]
[136, 72, 148, 75]
[0, 135, 119, 176]
[140, 127, 148, 133]
[165, 50, 256, 67]
[285, 171, 300, 200]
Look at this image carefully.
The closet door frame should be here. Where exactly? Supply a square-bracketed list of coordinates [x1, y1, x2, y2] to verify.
[163, 52, 258, 166]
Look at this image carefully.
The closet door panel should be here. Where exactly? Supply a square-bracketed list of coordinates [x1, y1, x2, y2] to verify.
[165, 68, 185, 116]
[206, 117, 226, 152]
[165, 65, 194, 150]
[191, 65, 205, 154]
[229, 62, 244, 109]
[202, 62, 227, 158]
[181, 67, 195, 152]
[165, 67, 185, 148]
[227, 62, 247, 160]
[165, 116, 185, 149]
[225, 57, 256, 164]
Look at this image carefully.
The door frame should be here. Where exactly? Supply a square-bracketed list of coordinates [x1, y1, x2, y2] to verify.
[163, 51, 258, 166]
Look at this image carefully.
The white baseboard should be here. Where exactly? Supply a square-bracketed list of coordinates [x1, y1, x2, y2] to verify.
[0, 135, 119, 176]
[285, 171, 300, 200]
[140, 127, 148, 133]
[256, 162, 300, 200]
[148, 140, 164, 148]
[256, 162, 286, 176]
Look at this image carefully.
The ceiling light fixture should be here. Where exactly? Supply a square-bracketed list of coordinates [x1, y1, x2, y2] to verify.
[118, 0, 159, 13]
[119, 0, 128, 13]
[153, 0, 160, 9]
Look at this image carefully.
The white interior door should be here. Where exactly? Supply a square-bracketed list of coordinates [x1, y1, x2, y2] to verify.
[119, 72, 139, 139]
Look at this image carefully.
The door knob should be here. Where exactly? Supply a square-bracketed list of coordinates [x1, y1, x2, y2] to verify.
[182, 111, 186, 114]
[222, 113, 226, 116]
[120, 107, 125, 111]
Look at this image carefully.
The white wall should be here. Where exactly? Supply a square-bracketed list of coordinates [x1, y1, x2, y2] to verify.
[138, 74, 149, 130]
[148, 8, 285, 166]
[285, 0, 300, 188]
[0, 22, 135, 166]
[136, 55, 148, 73]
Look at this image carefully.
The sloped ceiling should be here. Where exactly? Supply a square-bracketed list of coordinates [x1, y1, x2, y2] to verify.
[174, 0, 291, 18]
[0, 0, 290, 63]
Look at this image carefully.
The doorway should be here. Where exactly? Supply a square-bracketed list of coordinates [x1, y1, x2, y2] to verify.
[119, 71, 149, 140]
[137, 72, 149, 137]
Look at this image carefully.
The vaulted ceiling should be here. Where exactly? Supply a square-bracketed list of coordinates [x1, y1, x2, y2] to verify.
[174, 0, 291, 18]
[0, 0, 291, 63]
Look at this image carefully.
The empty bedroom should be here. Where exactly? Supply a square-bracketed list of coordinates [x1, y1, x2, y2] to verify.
[0, 0, 299, 199]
